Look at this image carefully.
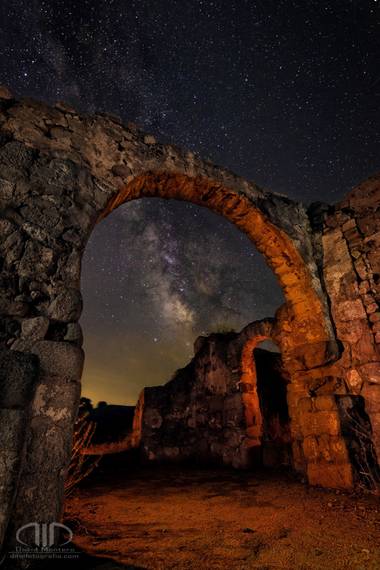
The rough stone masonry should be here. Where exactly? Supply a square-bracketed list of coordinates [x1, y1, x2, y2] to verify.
[0, 85, 379, 553]
[133, 319, 291, 470]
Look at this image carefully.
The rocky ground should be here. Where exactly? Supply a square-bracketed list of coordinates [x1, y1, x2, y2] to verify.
[64, 464, 380, 570]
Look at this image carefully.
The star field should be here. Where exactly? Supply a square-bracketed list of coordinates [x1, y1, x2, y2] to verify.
[0, 1, 379, 403]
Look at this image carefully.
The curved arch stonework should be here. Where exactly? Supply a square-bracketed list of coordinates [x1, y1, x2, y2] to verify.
[238, 319, 275, 446]
[0, 89, 379, 548]
[0, 92, 336, 362]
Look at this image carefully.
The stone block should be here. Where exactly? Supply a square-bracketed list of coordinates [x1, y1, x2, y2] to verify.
[302, 435, 318, 461]
[300, 410, 341, 437]
[366, 302, 378, 314]
[357, 362, 380, 385]
[31, 380, 81, 426]
[298, 397, 313, 413]
[358, 213, 379, 235]
[359, 280, 370, 294]
[21, 316, 49, 341]
[351, 330, 377, 364]
[10, 338, 34, 353]
[64, 322, 83, 346]
[334, 299, 367, 322]
[143, 408, 163, 430]
[9, 467, 65, 534]
[345, 369, 363, 394]
[354, 258, 368, 280]
[369, 312, 380, 323]
[361, 383, 380, 413]
[31, 341, 84, 382]
[342, 219, 356, 232]
[18, 240, 54, 277]
[24, 416, 74, 472]
[47, 288, 82, 322]
[313, 395, 337, 412]
[302, 434, 349, 463]
[295, 340, 339, 369]
[307, 462, 353, 489]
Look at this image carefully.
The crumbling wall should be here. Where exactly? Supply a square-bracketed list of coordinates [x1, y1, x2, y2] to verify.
[134, 326, 291, 469]
[322, 175, 380, 459]
[0, 87, 378, 553]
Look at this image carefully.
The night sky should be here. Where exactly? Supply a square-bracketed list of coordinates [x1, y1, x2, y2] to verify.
[1, 1, 379, 404]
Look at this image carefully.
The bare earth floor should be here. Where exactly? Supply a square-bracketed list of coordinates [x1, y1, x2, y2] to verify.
[65, 465, 380, 570]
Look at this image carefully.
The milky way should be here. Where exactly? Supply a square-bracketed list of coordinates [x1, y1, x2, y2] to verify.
[1, 1, 379, 403]
[81, 199, 283, 403]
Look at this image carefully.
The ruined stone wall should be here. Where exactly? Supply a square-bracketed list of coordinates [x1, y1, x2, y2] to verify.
[134, 324, 291, 469]
[322, 175, 380, 458]
[280, 174, 380, 489]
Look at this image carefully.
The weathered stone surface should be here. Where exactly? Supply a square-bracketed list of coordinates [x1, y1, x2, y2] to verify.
[18, 240, 54, 277]
[307, 462, 353, 489]
[0, 348, 39, 408]
[134, 321, 290, 469]
[31, 341, 84, 382]
[302, 434, 349, 463]
[358, 362, 380, 385]
[9, 338, 34, 353]
[0, 92, 379, 548]
[0, 348, 39, 548]
[31, 380, 81, 422]
[321, 175, 380, 462]
[64, 322, 83, 346]
[334, 299, 367, 322]
[21, 316, 49, 341]
[0, 410, 26, 451]
[360, 384, 380, 413]
[47, 288, 82, 322]
[345, 369, 363, 394]
[300, 410, 341, 438]
[0, 450, 20, 548]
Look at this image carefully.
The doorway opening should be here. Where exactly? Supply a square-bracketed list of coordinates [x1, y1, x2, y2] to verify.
[254, 343, 291, 468]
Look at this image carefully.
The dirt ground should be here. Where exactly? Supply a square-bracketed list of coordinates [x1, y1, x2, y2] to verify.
[65, 464, 380, 570]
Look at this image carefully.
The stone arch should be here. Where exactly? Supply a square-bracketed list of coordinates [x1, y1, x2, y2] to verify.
[0, 92, 337, 369]
[0, 90, 360, 552]
[97, 170, 335, 367]
[238, 319, 275, 447]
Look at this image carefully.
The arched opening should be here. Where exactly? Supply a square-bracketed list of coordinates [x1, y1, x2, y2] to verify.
[254, 343, 291, 468]
[1, 164, 346, 558]
[238, 321, 290, 468]
[80, 197, 284, 407]
[78, 197, 286, 464]
[0, 95, 367, 564]
[98, 170, 334, 371]
[70, 169, 340, 476]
